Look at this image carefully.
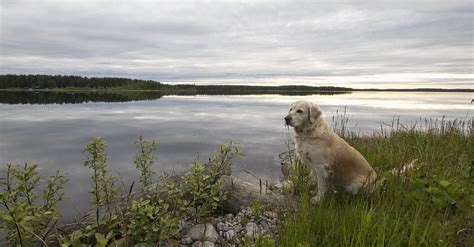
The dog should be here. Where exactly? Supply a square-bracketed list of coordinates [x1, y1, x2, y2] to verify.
[284, 101, 378, 204]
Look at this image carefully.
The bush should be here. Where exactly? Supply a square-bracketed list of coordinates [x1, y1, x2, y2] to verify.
[61, 139, 243, 246]
[83, 137, 118, 225]
[0, 163, 67, 246]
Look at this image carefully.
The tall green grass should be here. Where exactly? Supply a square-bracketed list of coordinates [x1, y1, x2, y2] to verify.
[277, 117, 473, 246]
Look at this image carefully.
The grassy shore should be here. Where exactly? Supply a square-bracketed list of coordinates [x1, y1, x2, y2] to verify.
[277, 118, 473, 246]
[1, 117, 472, 246]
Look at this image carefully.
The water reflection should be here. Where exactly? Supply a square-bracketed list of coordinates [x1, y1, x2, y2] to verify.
[0, 91, 472, 219]
[0, 90, 349, 105]
[0, 90, 165, 104]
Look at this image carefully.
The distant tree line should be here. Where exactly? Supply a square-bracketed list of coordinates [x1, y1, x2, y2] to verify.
[178, 85, 352, 94]
[0, 74, 169, 90]
[4, 74, 469, 93]
[0, 74, 354, 92]
[193, 85, 352, 92]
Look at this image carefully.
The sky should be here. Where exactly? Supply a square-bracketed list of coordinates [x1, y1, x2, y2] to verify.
[0, 0, 473, 89]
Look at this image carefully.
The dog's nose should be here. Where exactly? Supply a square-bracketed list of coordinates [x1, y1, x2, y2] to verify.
[284, 116, 292, 124]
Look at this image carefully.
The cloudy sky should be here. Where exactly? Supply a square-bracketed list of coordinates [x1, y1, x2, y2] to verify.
[1, 0, 472, 89]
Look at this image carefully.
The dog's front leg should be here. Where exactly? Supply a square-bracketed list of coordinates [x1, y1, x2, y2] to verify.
[310, 167, 328, 205]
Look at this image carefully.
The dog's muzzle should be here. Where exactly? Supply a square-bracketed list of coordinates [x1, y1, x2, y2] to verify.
[284, 116, 292, 125]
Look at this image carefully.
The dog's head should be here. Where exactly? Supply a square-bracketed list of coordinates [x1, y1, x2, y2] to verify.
[284, 101, 322, 128]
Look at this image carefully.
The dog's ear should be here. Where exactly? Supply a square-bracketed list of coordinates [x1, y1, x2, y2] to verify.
[309, 103, 322, 124]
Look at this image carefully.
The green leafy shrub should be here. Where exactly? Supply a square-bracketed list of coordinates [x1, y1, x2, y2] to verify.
[186, 142, 243, 222]
[0, 163, 67, 246]
[83, 136, 118, 225]
[123, 172, 188, 245]
[186, 161, 226, 222]
[3, 138, 243, 246]
[134, 135, 157, 188]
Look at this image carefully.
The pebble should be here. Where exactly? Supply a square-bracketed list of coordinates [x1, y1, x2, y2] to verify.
[203, 241, 215, 247]
[245, 222, 260, 238]
[224, 213, 234, 221]
[234, 224, 242, 233]
[186, 224, 219, 243]
[192, 241, 202, 247]
[178, 207, 278, 246]
[264, 211, 278, 219]
[222, 223, 231, 232]
[216, 222, 225, 232]
[181, 236, 193, 245]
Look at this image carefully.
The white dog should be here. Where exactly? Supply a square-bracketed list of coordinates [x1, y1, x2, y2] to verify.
[285, 101, 378, 204]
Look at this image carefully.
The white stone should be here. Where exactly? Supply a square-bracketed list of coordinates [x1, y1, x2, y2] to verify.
[245, 222, 260, 238]
[192, 241, 202, 247]
[186, 224, 219, 243]
[203, 241, 215, 247]
[222, 223, 231, 232]
[264, 211, 277, 219]
[181, 236, 193, 245]
[224, 213, 234, 221]
[216, 222, 225, 232]
[223, 229, 236, 241]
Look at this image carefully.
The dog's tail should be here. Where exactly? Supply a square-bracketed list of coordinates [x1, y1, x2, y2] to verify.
[390, 159, 418, 175]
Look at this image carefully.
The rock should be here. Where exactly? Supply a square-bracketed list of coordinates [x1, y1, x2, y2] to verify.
[218, 221, 233, 233]
[204, 217, 220, 226]
[260, 221, 270, 233]
[181, 236, 193, 245]
[245, 222, 260, 238]
[180, 219, 188, 228]
[269, 224, 278, 234]
[222, 222, 231, 232]
[203, 241, 215, 247]
[216, 222, 225, 232]
[223, 229, 236, 241]
[233, 215, 241, 223]
[243, 207, 253, 216]
[224, 213, 234, 221]
[264, 211, 277, 219]
[192, 241, 202, 247]
[234, 224, 242, 233]
[186, 224, 219, 243]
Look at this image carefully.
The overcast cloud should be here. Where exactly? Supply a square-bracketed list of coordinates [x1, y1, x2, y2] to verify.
[1, 0, 472, 88]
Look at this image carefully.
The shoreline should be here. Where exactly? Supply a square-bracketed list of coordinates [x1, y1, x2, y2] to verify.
[0, 88, 472, 93]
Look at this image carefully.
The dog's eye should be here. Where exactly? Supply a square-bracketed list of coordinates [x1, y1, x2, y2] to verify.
[297, 109, 303, 113]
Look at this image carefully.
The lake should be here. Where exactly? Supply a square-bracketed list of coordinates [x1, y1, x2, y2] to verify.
[0, 91, 472, 219]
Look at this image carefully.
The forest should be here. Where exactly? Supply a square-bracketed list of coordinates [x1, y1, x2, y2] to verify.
[2, 74, 470, 93]
[0, 74, 175, 90]
[0, 74, 352, 92]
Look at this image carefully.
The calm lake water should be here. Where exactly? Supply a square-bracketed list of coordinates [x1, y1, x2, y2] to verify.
[0, 91, 472, 219]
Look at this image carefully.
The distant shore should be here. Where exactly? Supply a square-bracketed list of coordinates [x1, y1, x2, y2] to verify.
[0, 87, 472, 93]
[0, 74, 472, 93]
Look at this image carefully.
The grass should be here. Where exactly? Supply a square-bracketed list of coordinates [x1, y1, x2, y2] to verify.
[1, 110, 471, 245]
[277, 117, 473, 246]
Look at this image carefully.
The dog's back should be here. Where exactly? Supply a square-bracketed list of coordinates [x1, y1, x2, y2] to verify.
[328, 133, 378, 193]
